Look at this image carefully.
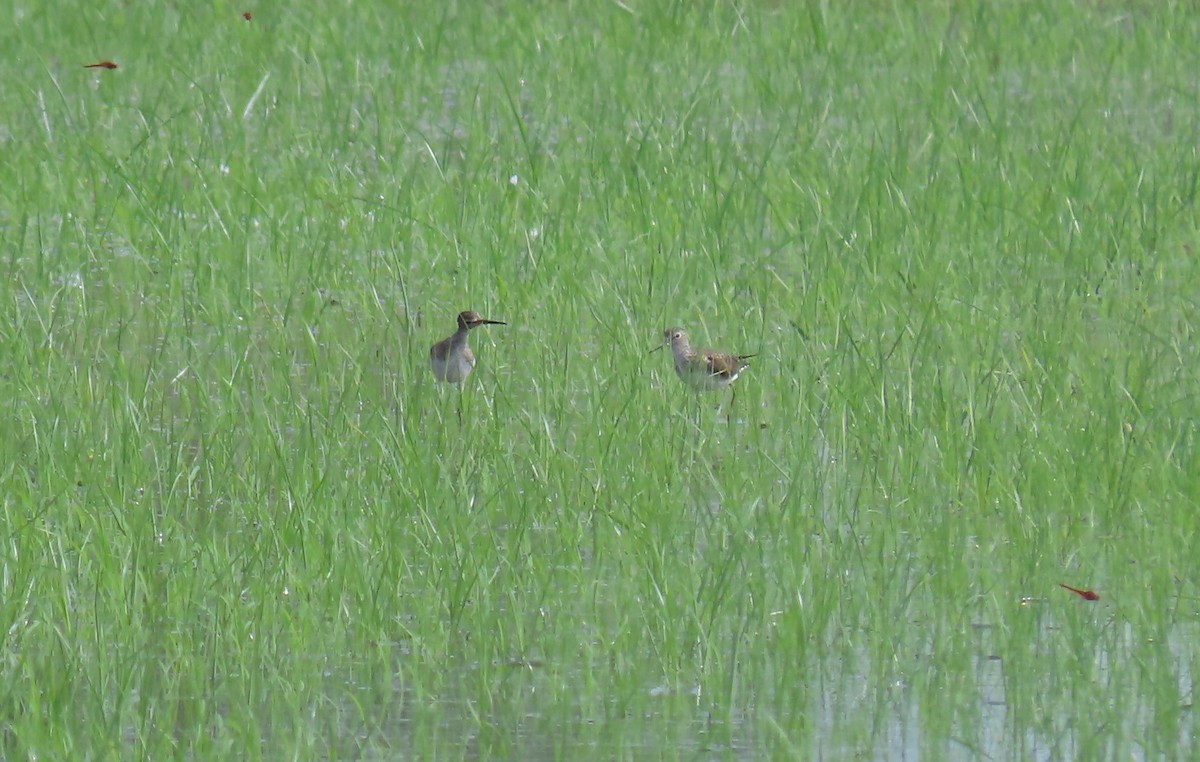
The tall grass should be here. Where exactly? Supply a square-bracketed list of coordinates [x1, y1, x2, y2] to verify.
[1, 1, 1197, 759]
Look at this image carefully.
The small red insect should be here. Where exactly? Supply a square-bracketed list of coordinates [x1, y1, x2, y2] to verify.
[1059, 583, 1100, 601]
[243, 11, 252, 20]
[84, 61, 118, 70]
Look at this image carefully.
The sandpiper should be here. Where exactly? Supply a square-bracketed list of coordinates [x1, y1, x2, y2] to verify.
[430, 310, 506, 383]
[652, 326, 755, 393]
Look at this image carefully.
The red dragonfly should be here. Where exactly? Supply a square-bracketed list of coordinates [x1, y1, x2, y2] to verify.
[1059, 583, 1100, 601]
[243, 11, 252, 20]
[84, 61, 118, 69]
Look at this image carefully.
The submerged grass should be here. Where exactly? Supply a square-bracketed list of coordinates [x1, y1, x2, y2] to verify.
[2, 1, 1198, 759]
